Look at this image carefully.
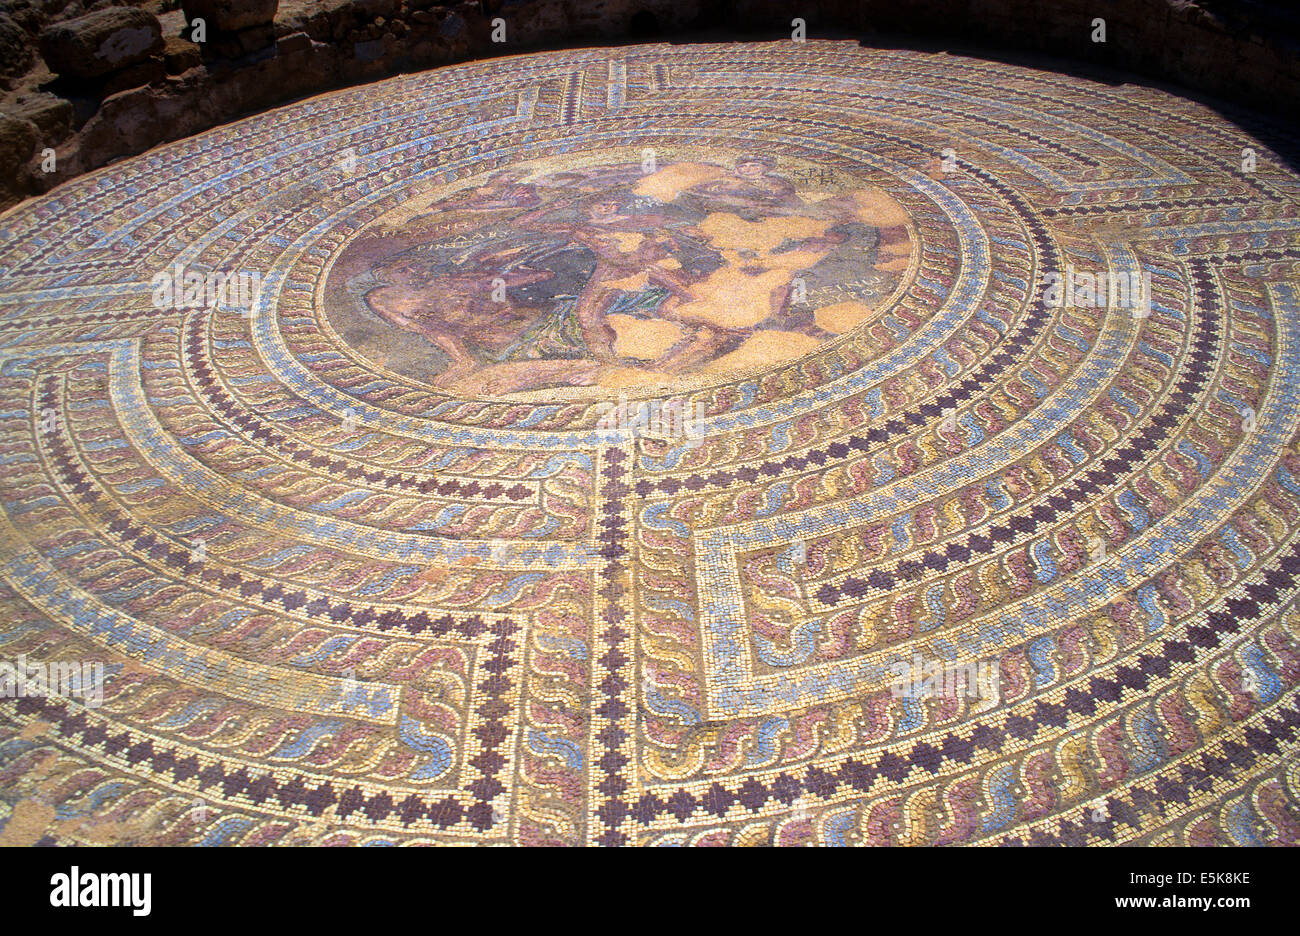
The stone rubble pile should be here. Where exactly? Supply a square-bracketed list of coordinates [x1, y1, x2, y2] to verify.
[0, 0, 1295, 209]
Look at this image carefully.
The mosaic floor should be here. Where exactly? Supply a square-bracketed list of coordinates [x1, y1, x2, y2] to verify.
[1, 40, 1299, 847]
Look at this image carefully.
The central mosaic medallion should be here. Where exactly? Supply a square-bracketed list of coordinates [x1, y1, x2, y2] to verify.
[321, 150, 914, 398]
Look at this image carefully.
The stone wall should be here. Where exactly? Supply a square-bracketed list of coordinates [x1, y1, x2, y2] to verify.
[0, 0, 1296, 209]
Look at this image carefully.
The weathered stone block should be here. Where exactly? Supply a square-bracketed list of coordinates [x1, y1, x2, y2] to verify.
[163, 36, 203, 75]
[0, 112, 38, 204]
[276, 31, 312, 56]
[0, 14, 35, 81]
[205, 23, 277, 59]
[39, 8, 165, 80]
[8, 93, 74, 144]
[0, 112, 38, 168]
[183, 0, 279, 33]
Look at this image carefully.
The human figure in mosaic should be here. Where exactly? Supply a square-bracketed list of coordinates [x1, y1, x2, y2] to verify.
[679, 155, 802, 218]
[331, 156, 913, 394]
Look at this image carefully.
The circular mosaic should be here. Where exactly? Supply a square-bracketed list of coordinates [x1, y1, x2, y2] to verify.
[0, 40, 1299, 847]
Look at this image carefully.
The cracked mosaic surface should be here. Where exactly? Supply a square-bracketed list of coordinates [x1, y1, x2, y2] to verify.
[1, 40, 1299, 846]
